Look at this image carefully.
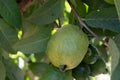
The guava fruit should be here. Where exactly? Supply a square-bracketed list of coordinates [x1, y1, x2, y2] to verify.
[104, 0, 114, 4]
[72, 63, 90, 80]
[89, 57, 106, 76]
[40, 65, 72, 80]
[83, 44, 99, 64]
[46, 24, 89, 71]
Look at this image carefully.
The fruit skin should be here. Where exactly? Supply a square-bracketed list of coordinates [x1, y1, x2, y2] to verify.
[104, 0, 114, 4]
[89, 57, 106, 76]
[72, 63, 90, 80]
[83, 44, 99, 64]
[46, 24, 89, 70]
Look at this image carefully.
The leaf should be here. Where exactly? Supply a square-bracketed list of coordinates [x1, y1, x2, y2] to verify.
[13, 22, 53, 54]
[0, 19, 18, 53]
[114, 34, 120, 49]
[29, 62, 49, 77]
[90, 27, 118, 37]
[29, 63, 72, 80]
[0, 0, 22, 29]
[23, 0, 42, 18]
[0, 48, 3, 60]
[40, 65, 72, 80]
[114, 0, 120, 20]
[85, 7, 120, 33]
[34, 52, 45, 62]
[76, 1, 86, 17]
[108, 38, 120, 80]
[26, 0, 65, 25]
[96, 45, 109, 62]
[3, 58, 24, 80]
[81, 0, 110, 12]
[71, 0, 86, 17]
[0, 61, 6, 80]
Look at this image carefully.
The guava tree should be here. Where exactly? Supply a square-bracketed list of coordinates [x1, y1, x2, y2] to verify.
[0, 0, 120, 80]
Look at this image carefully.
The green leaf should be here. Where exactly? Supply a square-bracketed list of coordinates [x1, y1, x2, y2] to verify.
[0, 0, 22, 29]
[81, 0, 110, 12]
[114, 34, 120, 49]
[108, 38, 120, 80]
[90, 27, 118, 37]
[0, 19, 18, 53]
[85, 7, 120, 33]
[71, 0, 86, 17]
[23, 0, 42, 18]
[0, 48, 3, 60]
[34, 52, 45, 62]
[76, 1, 86, 17]
[96, 45, 109, 62]
[29, 62, 49, 77]
[13, 22, 53, 54]
[26, 0, 65, 25]
[3, 58, 24, 80]
[0, 61, 6, 80]
[29, 63, 73, 80]
[40, 65, 72, 80]
[114, 0, 120, 20]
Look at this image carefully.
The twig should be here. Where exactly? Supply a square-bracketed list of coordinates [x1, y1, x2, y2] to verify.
[67, 0, 108, 47]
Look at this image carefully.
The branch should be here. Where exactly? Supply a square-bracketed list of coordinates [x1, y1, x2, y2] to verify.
[67, 0, 108, 47]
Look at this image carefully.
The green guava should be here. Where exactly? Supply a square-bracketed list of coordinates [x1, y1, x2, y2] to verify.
[89, 57, 106, 76]
[83, 44, 99, 64]
[46, 24, 89, 71]
[104, 0, 114, 4]
[72, 63, 90, 80]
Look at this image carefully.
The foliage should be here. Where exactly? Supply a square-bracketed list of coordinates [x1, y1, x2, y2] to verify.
[0, 0, 120, 80]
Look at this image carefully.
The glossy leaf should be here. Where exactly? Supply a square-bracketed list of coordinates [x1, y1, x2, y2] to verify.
[85, 7, 120, 33]
[13, 21, 53, 54]
[0, 61, 6, 80]
[0, 0, 22, 29]
[26, 0, 65, 25]
[108, 38, 120, 80]
[3, 58, 24, 80]
[0, 19, 18, 53]
[114, 0, 120, 20]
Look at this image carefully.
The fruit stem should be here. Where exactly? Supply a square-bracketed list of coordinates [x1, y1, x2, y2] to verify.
[59, 65, 67, 72]
[67, 0, 109, 47]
